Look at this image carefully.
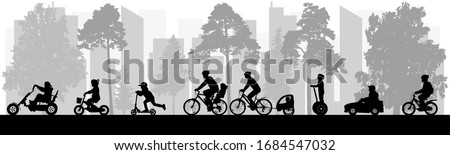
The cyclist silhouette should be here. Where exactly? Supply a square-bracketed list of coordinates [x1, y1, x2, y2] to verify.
[30, 81, 53, 107]
[84, 79, 100, 109]
[310, 74, 325, 103]
[414, 74, 434, 110]
[195, 70, 219, 112]
[136, 82, 166, 112]
[240, 71, 261, 108]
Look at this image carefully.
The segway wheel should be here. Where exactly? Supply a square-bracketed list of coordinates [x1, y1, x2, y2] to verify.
[99, 105, 109, 116]
[131, 109, 137, 115]
[402, 102, 415, 115]
[150, 108, 156, 115]
[46, 103, 58, 115]
[313, 102, 327, 116]
[283, 107, 295, 116]
[7, 103, 19, 116]
[74, 105, 84, 115]
[425, 102, 438, 116]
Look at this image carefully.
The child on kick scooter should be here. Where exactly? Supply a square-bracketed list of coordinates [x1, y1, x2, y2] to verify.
[84, 79, 100, 109]
[310, 74, 325, 103]
[136, 82, 166, 112]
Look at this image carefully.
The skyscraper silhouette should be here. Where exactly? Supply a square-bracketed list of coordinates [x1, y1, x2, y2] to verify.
[269, 2, 296, 49]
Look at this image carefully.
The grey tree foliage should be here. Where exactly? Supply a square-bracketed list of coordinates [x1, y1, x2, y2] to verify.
[355, 2, 447, 114]
[152, 35, 186, 114]
[262, 28, 291, 113]
[114, 79, 134, 115]
[3, 3, 85, 101]
[78, 3, 128, 114]
[194, 3, 261, 111]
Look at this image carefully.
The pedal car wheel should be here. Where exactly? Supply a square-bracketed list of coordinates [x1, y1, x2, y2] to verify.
[348, 107, 357, 116]
[402, 102, 415, 115]
[212, 100, 227, 115]
[371, 108, 379, 116]
[131, 109, 137, 115]
[150, 108, 156, 115]
[425, 102, 438, 116]
[99, 105, 109, 116]
[7, 103, 19, 116]
[230, 99, 246, 115]
[46, 103, 58, 115]
[256, 99, 272, 115]
[183, 99, 200, 115]
[283, 107, 295, 115]
[74, 105, 84, 115]
[313, 102, 328, 116]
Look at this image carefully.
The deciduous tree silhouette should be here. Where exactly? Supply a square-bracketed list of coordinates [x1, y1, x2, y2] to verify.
[355, 2, 447, 114]
[281, 3, 343, 114]
[153, 35, 186, 114]
[78, 3, 127, 115]
[194, 3, 261, 113]
[3, 3, 85, 101]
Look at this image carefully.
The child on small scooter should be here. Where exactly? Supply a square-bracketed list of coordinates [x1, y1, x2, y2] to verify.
[310, 74, 325, 103]
[84, 79, 100, 109]
[136, 82, 166, 112]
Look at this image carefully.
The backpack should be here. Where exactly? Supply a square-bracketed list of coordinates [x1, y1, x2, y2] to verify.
[214, 83, 228, 103]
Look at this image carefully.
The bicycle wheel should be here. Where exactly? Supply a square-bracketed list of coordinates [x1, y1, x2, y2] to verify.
[183, 99, 200, 115]
[212, 100, 227, 115]
[230, 99, 246, 115]
[402, 102, 415, 115]
[425, 102, 438, 115]
[256, 99, 272, 115]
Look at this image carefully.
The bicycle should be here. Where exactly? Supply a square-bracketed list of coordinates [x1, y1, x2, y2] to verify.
[183, 90, 227, 115]
[402, 93, 438, 115]
[229, 91, 272, 115]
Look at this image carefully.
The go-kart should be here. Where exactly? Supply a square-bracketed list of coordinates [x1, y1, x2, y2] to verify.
[344, 99, 384, 116]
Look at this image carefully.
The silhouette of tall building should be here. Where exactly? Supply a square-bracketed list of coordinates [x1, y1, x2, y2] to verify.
[122, 6, 144, 89]
[151, 37, 185, 87]
[139, 10, 167, 53]
[339, 7, 363, 114]
[244, 20, 257, 39]
[269, 2, 297, 49]
[178, 19, 203, 55]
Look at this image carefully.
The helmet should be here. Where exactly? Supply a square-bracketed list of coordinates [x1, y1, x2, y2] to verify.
[44, 81, 52, 87]
[244, 71, 251, 76]
[421, 74, 429, 80]
[318, 74, 325, 79]
[91, 79, 99, 86]
[368, 85, 376, 91]
[138, 82, 148, 87]
[202, 70, 210, 75]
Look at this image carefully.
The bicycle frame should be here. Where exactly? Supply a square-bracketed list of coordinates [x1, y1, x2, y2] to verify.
[193, 90, 215, 106]
[237, 91, 258, 106]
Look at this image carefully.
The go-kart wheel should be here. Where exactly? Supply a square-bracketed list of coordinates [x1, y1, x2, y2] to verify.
[313, 102, 328, 116]
[348, 107, 357, 116]
[230, 99, 246, 115]
[7, 103, 19, 116]
[425, 102, 438, 116]
[371, 108, 379, 116]
[212, 100, 227, 115]
[283, 107, 295, 116]
[256, 99, 272, 115]
[46, 103, 58, 115]
[150, 108, 156, 115]
[402, 102, 415, 115]
[99, 105, 109, 116]
[131, 109, 137, 115]
[183, 99, 200, 115]
[74, 105, 84, 115]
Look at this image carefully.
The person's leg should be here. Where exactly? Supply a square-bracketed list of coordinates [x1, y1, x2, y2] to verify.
[247, 90, 258, 106]
[85, 98, 94, 108]
[149, 95, 165, 110]
[204, 89, 214, 105]
[142, 99, 150, 112]
[31, 94, 44, 106]
[319, 93, 324, 103]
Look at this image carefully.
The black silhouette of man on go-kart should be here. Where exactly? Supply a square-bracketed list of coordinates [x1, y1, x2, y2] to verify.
[7, 81, 59, 115]
[344, 85, 384, 116]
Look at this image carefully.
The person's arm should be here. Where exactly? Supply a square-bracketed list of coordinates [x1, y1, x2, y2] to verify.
[415, 85, 424, 94]
[35, 85, 45, 92]
[196, 81, 206, 91]
[84, 89, 93, 95]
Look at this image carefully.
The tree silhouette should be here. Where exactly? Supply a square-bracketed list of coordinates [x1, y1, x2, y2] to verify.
[194, 3, 261, 112]
[3, 3, 85, 101]
[78, 3, 127, 115]
[114, 80, 134, 115]
[262, 28, 291, 114]
[281, 3, 343, 114]
[152, 35, 186, 114]
[355, 2, 447, 114]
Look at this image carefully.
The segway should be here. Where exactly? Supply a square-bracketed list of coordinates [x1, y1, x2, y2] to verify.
[130, 93, 156, 115]
[311, 86, 328, 116]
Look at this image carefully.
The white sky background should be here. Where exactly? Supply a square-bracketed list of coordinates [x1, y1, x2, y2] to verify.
[0, 0, 449, 114]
